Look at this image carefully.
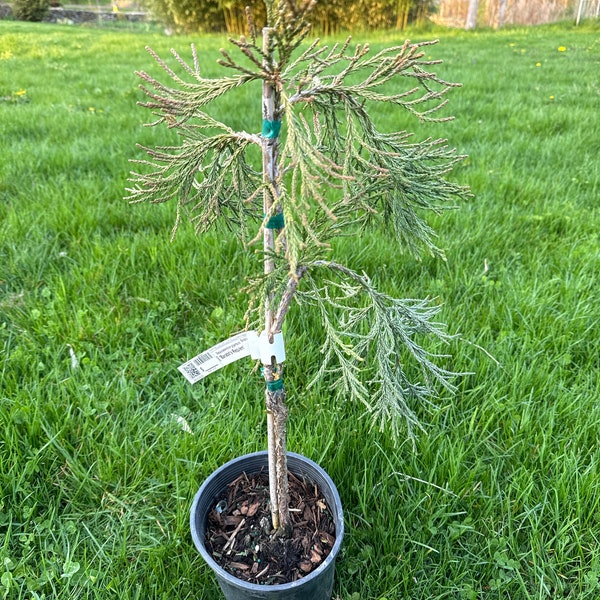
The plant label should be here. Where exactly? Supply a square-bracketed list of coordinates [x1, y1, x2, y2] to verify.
[178, 331, 285, 384]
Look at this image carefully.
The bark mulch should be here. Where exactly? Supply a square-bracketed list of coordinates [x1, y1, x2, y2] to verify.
[205, 470, 336, 585]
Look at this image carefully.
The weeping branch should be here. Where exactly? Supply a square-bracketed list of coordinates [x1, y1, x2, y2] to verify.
[127, 0, 471, 445]
[302, 261, 460, 441]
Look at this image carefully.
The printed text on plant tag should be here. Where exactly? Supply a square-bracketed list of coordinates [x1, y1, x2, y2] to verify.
[178, 332, 255, 384]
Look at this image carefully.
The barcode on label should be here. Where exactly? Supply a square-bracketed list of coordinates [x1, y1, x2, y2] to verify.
[178, 330, 266, 385]
[193, 352, 214, 366]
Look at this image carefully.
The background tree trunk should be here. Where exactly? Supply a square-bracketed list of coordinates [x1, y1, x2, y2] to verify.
[497, 0, 508, 27]
[466, 0, 479, 28]
[576, 0, 586, 23]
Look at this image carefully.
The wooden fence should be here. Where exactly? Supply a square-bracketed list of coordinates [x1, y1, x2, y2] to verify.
[434, 0, 600, 27]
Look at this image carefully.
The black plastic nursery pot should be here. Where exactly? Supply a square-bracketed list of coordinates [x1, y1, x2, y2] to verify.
[190, 451, 344, 600]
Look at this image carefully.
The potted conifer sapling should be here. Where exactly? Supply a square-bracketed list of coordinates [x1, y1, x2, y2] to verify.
[127, 1, 470, 598]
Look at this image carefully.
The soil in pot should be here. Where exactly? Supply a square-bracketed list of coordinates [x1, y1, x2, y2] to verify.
[204, 469, 337, 585]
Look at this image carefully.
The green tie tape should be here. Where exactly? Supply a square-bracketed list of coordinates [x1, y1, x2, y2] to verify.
[265, 212, 285, 229]
[261, 366, 284, 391]
[262, 119, 282, 139]
[266, 378, 284, 391]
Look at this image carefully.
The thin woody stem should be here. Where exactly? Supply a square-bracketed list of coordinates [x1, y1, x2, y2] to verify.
[270, 266, 309, 337]
[262, 26, 292, 537]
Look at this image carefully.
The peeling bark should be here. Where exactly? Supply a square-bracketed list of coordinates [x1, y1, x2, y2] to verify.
[264, 364, 292, 536]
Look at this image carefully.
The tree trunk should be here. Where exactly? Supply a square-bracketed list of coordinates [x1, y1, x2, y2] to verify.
[415, 0, 427, 25]
[466, 0, 479, 28]
[395, 0, 410, 29]
[497, 0, 508, 27]
[261, 26, 292, 538]
[264, 365, 291, 536]
[576, 0, 586, 24]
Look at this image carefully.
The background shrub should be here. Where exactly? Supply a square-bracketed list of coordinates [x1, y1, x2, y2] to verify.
[12, 0, 50, 21]
[138, 0, 434, 34]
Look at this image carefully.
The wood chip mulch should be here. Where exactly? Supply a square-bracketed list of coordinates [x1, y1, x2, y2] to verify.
[205, 470, 337, 585]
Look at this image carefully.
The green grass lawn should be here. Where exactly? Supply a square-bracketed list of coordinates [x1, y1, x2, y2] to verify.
[1, 18, 599, 599]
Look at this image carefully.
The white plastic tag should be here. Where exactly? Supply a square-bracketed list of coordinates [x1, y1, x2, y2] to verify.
[178, 331, 254, 384]
[178, 330, 285, 384]
[258, 331, 286, 365]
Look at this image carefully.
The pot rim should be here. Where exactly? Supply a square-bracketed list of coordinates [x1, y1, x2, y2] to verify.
[190, 450, 344, 593]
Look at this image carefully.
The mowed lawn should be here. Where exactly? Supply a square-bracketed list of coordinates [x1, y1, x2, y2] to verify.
[1, 17, 599, 599]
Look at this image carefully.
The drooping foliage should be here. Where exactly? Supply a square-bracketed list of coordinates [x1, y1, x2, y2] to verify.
[128, 0, 470, 442]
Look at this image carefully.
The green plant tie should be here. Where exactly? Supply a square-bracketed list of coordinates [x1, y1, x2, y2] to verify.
[264, 212, 285, 229]
[266, 378, 284, 391]
[262, 119, 282, 139]
[261, 367, 284, 391]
